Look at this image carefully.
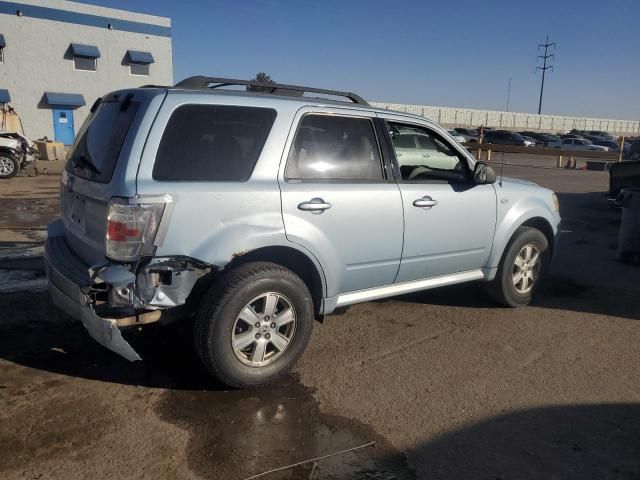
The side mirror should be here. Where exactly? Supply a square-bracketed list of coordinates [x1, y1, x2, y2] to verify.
[474, 162, 497, 184]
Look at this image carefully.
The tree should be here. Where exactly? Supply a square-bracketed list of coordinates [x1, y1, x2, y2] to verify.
[247, 72, 275, 92]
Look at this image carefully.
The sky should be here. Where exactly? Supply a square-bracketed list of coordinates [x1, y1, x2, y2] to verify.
[75, 0, 639, 120]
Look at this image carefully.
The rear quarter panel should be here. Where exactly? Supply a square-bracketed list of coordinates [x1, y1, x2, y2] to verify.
[136, 92, 309, 270]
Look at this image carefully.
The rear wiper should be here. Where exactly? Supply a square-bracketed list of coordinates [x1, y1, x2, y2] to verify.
[72, 154, 101, 175]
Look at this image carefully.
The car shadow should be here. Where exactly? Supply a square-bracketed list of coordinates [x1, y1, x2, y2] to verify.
[0, 289, 227, 391]
[374, 403, 640, 479]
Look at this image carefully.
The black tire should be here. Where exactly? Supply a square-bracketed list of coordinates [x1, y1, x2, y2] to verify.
[485, 227, 550, 307]
[0, 152, 20, 179]
[194, 261, 314, 388]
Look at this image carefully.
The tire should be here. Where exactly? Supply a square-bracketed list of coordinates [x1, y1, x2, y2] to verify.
[0, 153, 19, 179]
[194, 261, 314, 388]
[485, 227, 550, 307]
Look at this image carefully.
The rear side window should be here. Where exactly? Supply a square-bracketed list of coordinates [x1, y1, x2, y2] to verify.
[285, 114, 383, 182]
[153, 105, 277, 182]
[66, 97, 140, 183]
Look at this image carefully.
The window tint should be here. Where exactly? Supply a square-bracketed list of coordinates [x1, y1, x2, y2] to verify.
[130, 63, 150, 76]
[153, 105, 276, 182]
[74, 56, 96, 71]
[388, 122, 468, 182]
[286, 114, 383, 181]
[66, 98, 139, 182]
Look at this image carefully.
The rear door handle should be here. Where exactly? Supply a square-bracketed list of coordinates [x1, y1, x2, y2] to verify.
[413, 196, 438, 208]
[298, 197, 332, 214]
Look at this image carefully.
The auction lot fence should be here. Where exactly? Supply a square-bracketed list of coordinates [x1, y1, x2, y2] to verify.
[371, 102, 640, 135]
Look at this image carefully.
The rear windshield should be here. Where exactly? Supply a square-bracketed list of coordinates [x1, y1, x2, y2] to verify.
[153, 105, 277, 182]
[66, 96, 140, 183]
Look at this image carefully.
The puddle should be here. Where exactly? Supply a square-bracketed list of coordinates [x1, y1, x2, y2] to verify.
[156, 377, 413, 479]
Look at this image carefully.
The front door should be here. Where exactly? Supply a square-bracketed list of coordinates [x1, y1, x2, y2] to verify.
[279, 109, 403, 298]
[52, 108, 75, 145]
[382, 116, 497, 283]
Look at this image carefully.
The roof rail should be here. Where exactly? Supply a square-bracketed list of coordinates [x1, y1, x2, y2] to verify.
[173, 76, 369, 106]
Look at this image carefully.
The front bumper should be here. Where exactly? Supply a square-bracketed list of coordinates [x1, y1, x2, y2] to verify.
[44, 231, 141, 362]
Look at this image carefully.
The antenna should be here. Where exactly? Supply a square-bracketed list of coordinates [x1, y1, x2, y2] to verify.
[536, 35, 556, 114]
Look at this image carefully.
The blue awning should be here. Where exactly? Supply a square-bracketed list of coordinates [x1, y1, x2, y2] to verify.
[44, 92, 86, 107]
[126, 50, 154, 64]
[70, 43, 100, 58]
[0, 89, 10, 103]
[0, 35, 5, 48]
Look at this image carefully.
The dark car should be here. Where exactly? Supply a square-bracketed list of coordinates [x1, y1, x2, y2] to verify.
[484, 130, 529, 146]
[519, 131, 555, 146]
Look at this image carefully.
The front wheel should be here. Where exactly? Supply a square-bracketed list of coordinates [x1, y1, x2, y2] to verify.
[485, 227, 550, 307]
[194, 262, 314, 388]
[0, 153, 19, 179]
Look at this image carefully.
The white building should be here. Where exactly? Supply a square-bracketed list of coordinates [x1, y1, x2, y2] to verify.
[0, 0, 172, 143]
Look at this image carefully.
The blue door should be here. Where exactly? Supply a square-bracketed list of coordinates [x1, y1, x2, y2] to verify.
[52, 108, 75, 145]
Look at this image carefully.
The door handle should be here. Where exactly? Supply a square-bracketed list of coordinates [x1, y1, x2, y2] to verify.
[413, 196, 438, 209]
[298, 198, 332, 214]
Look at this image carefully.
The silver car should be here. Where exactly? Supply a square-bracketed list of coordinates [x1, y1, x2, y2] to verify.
[45, 77, 561, 387]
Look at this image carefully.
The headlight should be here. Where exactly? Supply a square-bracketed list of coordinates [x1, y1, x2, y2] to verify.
[552, 193, 560, 212]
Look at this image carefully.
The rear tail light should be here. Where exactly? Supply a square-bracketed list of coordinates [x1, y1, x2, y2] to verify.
[106, 196, 171, 262]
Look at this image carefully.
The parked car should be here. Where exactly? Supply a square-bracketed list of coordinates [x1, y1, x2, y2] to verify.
[485, 130, 534, 147]
[593, 139, 628, 154]
[454, 127, 479, 143]
[0, 131, 39, 178]
[519, 131, 548, 146]
[45, 76, 561, 388]
[447, 129, 467, 144]
[521, 135, 539, 147]
[547, 138, 610, 151]
[393, 129, 463, 171]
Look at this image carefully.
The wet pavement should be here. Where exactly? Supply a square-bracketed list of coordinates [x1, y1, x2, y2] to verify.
[1, 156, 640, 479]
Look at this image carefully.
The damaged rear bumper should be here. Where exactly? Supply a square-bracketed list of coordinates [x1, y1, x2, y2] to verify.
[45, 232, 143, 361]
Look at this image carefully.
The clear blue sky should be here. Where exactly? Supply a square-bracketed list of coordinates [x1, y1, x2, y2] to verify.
[76, 0, 639, 120]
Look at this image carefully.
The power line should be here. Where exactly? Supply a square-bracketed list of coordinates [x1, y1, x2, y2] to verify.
[536, 35, 556, 115]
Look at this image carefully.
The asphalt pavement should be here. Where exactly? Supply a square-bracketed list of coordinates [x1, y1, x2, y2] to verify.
[1, 155, 639, 479]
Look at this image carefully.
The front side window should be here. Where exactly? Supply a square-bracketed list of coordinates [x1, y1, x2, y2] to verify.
[388, 122, 469, 182]
[285, 114, 383, 182]
[74, 56, 96, 71]
[153, 105, 276, 182]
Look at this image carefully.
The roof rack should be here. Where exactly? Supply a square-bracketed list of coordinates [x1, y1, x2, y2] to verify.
[173, 76, 369, 106]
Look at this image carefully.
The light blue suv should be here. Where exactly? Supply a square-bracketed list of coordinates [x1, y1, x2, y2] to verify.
[45, 77, 561, 387]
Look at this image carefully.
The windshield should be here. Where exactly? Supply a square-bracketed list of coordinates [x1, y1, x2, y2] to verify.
[66, 97, 140, 183]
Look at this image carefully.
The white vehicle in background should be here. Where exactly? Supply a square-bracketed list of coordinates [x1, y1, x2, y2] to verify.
[391, 128, 463, 173]
[447, 129, 467, 144]
[0, 131, 39, 178]
[547, 138, 610, 151]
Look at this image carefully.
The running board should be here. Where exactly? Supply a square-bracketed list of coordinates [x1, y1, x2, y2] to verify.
[334, 270, 486, 308]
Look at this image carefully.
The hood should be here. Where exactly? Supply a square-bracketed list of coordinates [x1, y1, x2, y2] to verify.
[499, 176, 537, 186]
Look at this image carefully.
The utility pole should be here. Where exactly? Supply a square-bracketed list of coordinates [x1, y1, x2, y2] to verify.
[506, 77, 512, 112]
[536, 35, 555, 114]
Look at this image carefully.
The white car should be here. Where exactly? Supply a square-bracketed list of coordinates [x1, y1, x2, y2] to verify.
[546, 138, 609, 151]
[391, 129, 462, 173]
[447, 129, 467, 144]
[0, 131, 39, 178]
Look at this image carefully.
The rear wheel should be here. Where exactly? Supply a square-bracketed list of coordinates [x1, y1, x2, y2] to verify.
[194, 261, 314, 388]
[486, 227, 549, 307]
[0, 153, 19, 179]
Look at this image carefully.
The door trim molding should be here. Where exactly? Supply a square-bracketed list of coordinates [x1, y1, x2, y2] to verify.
[334, 269, 486, 308]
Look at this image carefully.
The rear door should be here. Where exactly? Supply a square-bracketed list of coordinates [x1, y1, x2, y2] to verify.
[61, 90, 163, 264]
[279, 108, 403, 297]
